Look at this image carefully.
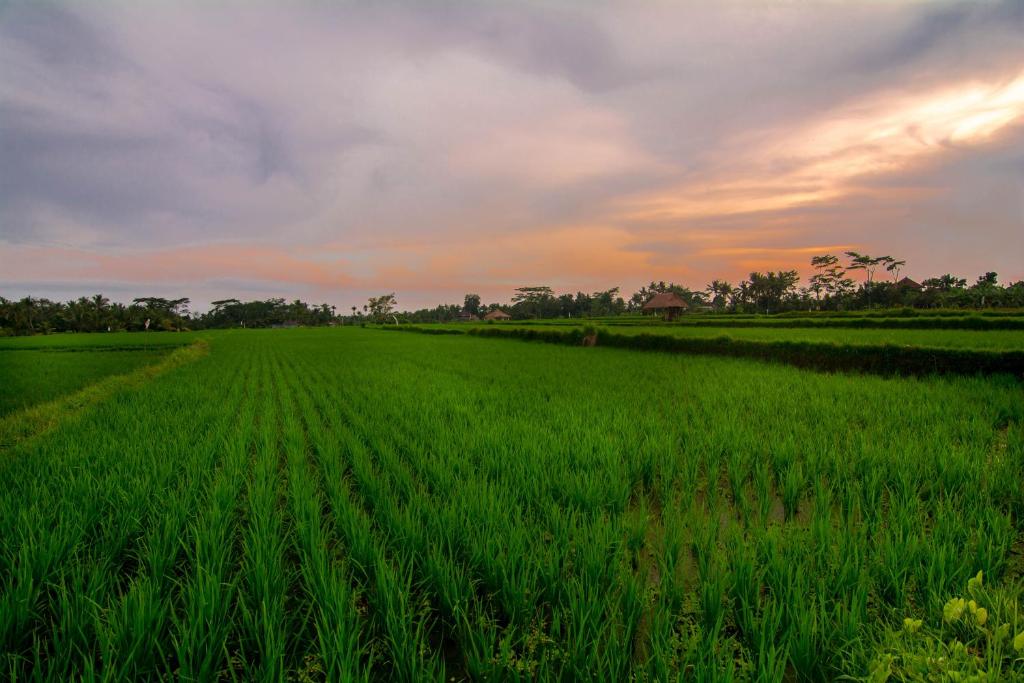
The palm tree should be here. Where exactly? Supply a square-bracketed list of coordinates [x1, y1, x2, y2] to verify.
[705, 280, 736, 311]
[884, 257, 906, 284]
[92, 294, 110, 330]
[845, 252, 886, 307]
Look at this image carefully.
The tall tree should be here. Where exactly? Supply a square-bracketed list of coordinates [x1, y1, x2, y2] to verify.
[845, 252, 886, 307]
[589, 287, 625, 316]
[809, 254, 854, 307]
[741, 271, 800, 313]
[511, 286, 557, 318]
[883, 257, 907, 284]
[463, 293, 481, 316]
[367, 293, 398, 322]
[922, 274, 967, 292]
[705, 280, 736, 310]
[90, 294, 111, 330]
[971, 272, 999, 307]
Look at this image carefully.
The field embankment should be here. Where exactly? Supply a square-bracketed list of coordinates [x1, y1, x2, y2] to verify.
[390, 324, 1024, 377]
[496, 312, 1024, 330]
[0, 339, 208, 449]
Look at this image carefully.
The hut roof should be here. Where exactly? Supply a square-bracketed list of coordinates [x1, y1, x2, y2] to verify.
[897, 277, 923, 290]
[642, 292, 689, 311]
[484, 309, 511, 320]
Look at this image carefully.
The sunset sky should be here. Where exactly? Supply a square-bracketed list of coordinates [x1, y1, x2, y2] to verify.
[1, 1, 1022, 311]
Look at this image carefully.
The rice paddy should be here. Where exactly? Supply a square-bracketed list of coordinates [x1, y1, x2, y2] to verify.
[457, 323, 1024, 351]
[0, 348, 172, 417]
[610, 324, 1024, 350]
[1, 327, 1022, 681]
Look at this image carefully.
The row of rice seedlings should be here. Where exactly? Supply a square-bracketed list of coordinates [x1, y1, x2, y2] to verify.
[319, 409, 448, 678]
[288, 348, 626, 679]
[275, 355, 370, 681]
[327, 335, 774, 671]
[342, 392, 596, 677]
[171, 393, 257, 681]
[293, 346, 678, 678]
[92, 355, 255, 679]
[278, 357, 444, 681]
[234, 346, 291, 680]
[0, 349, 242, 677]
[344, 330, 1023, 677]
[315, 410, 481, 674]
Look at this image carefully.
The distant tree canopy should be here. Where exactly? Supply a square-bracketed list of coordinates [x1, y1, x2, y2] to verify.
[0, 295, 339, 335]
[4, 252, 1024, 336]
[203, 298, 336, 328]
[740, 271, 801, 314]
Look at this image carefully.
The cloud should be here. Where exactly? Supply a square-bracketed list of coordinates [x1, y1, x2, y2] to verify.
[614, 71, 1024, 223]
[0, 1, 1021, 309]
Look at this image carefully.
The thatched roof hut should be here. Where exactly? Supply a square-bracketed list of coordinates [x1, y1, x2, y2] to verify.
[484, 309, 511, 320]
[897, 277, 923, 291]
[642, 292, 689, 320]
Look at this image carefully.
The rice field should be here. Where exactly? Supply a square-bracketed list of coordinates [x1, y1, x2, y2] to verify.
[1, 327, 1022, 681]
[0, 331, 198, 351]
[0, 348, 171, 417]
[459, 323, 1024, 351]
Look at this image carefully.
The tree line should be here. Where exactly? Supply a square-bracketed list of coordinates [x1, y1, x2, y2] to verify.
[391, 251, 1023, 322]
[3, 252, 1022, 334]
[0, 295, 338, 335]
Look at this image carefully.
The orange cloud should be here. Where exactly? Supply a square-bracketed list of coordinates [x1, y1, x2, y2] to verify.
[697, 244, 855, 257]
[322, 224, 664, 292]
[615, 72, 1024, 222]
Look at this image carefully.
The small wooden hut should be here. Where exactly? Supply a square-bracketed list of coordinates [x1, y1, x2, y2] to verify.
[642, 292, 689, 320]
[483, 309, 511, 321]
[896, 277, 923, 291]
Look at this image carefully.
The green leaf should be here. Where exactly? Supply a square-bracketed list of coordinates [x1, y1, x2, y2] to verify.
[967, 570, 983, 594]
[943, 598, 966, 623]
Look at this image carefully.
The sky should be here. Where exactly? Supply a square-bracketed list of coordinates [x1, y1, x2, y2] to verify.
[1, 1, 1022, 312]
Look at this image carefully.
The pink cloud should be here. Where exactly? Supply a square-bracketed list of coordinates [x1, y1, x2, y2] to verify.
[1, 243, 352, 290]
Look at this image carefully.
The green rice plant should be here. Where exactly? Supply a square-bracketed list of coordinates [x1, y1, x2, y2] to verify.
[171, 409, 254, 680]
[0, 348, 170, 416]
[780, 462, 806, 522]
[2, 327, 1022, 680]
[754, 597, 789, 682]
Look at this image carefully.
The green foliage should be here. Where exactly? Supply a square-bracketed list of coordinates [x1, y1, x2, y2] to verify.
[0, 295, 339, 335]
[0, 340, 208, 450]
[0, 328, 1022, 681]
[0, 348, 169, 416]
[865, 571, 1024, 681]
